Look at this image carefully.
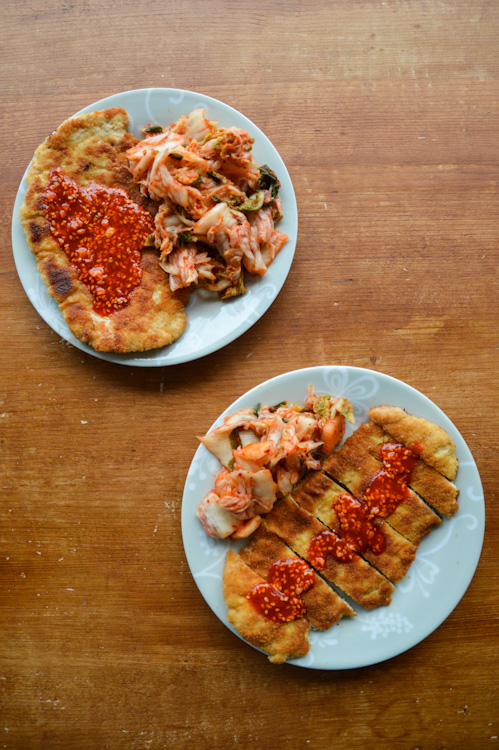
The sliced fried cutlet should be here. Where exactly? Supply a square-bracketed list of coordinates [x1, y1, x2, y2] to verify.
[322, 429, 442, 545]
[264, 496, 394, 609]
[368, 405, 458, 481]
[292, 471, 417, 583]
[358, 421, 459, 517]
[223, 550, 310, 664]
[240, 525, 355, 629]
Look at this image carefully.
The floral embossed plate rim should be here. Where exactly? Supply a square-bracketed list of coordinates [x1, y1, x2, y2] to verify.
[181, 366, 485, 670]
[11, 88, 297, 367]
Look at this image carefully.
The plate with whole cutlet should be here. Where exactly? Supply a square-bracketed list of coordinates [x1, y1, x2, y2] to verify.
[11, 88, 297, 366]
[181, 366, 485, 669]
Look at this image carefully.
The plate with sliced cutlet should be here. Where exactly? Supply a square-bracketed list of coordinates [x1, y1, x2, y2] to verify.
[182, 366, 485, 669]
[12, 88, 297, 365]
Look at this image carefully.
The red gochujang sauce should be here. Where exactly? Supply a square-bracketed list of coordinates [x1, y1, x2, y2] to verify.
[246, 558, 315, 623]
[335, 494, 386, 554]
[43, 168, 155, 315]
[308, 442, 421, 568]
[363, 442, 422, 518]
[308, 528, 355, 569]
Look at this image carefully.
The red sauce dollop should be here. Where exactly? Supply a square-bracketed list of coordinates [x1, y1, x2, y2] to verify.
[363, 443, 421, 518]
[246, 558, 315, 623]
[335, 494, 386, 554]
[308, 528, 355, 568]
[308, 442, 420, 567]
[43, 168, 155, 315]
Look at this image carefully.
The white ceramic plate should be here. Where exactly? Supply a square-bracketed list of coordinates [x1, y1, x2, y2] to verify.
[11, 88, 297, 367]
[181, 366, 485, 670]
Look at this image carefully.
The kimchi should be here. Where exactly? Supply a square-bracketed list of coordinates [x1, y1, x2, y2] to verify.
[127, 109, 288, 298]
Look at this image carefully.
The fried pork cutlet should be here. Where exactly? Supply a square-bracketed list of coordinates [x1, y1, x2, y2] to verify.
[368, 405, 458, 481]
[223, 550, 310, 664]
[240, 525, 355, 629]
[20, 108, 187, 353]
[322, 428, 442, 546]
[357, 421, 459, 517]
[292, 471, 417, 583]
[264, 496, 394, 609]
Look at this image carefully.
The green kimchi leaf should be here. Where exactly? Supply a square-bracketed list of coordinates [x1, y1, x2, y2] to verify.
[235, 190, 265, 212]
[312, 395, 332, 419]
[143, 124, 163, 134]
[177, 231, 197, 245]
[257, 165, 281, 199]
[207, 170, 223, 184]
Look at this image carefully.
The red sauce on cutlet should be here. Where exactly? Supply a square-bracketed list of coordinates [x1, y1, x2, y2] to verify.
[308, 443, 421, 566]
[308, 528, 356, 568]
[363, 443, 421, 518]
[43, 168, 154, 315]
[246, 558, 315, 623]
[335, 494, 386, 553]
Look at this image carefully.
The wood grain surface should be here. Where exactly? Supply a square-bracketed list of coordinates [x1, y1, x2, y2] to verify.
[1, 1, 498, 748]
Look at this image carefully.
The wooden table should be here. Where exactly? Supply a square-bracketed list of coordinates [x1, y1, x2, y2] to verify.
[1, 1, 498, 747]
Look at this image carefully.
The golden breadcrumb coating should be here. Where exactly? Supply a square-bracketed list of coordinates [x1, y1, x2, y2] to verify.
[322, 428, 442, 546]
[292, 471, 417, 583]
[240, 525, 355, 629]
[359, 420, 459, 517]
[368, 405, 458, 480]
[20, 108, 187, 353]
[264, 497, 394, 609]
[223, 550, 310, 664]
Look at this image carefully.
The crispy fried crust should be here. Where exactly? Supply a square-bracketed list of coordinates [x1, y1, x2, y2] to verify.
[240, 525, 355, 629]
[264, 497, 394, 609]
[359, 421, 459, 517]
[292, 471, 417, 583]
[223, 550, 310, 664]
[410, 460, 459, 517]
[322, 428, 442, 545]
[20, 108, 187, 353]
[368, 405, 458, 480]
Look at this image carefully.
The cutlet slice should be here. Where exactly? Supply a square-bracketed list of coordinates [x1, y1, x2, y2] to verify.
[223, 550, 310, 664]
[292, 471, 417, 583]
[240, 525, 355, 630]
[264, 496, 394, 609]
[322, 429, 442, 545]
[358, 421, 459, 517]
[368, 405, 458, 481]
